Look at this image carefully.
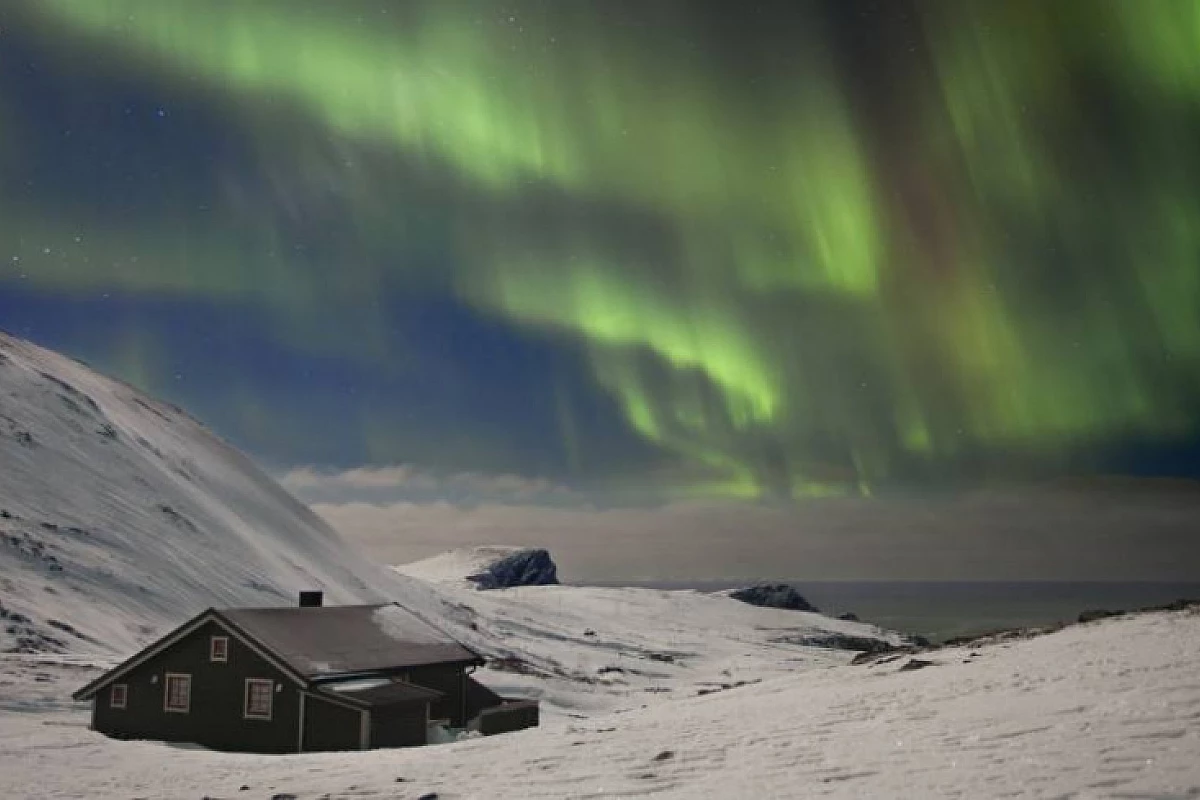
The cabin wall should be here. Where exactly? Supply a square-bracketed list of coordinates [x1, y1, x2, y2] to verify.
[464, 675, 503, 720]
[302, 693, 364, 752]
[405, 664, 469, 726]
[369, 702, 428, 748]
[91, 620, 299, 753]
[471, 700, 540, 736]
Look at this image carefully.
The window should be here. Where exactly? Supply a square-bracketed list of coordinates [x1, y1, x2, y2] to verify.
[164, 673, 191, 713]
[209, 636, 229, 663]
[110, 683, 127, 709]
[244, 678, 273, 720]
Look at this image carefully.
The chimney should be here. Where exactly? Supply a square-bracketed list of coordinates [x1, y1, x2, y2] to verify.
[298, 590, 323, 608]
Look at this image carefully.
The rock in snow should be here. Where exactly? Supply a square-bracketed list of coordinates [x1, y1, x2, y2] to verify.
[394, 545, 559, 589]
[466, 548, 559, 590]
[1077, 608, 1125, 624]
[723, 582, 820, 612]
[773, 632, 906, 655]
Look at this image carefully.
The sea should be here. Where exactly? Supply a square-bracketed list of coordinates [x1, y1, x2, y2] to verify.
[581, 580, 1200, 643]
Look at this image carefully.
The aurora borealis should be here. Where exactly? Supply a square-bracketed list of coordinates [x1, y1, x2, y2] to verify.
[2, 1, 1199, 502]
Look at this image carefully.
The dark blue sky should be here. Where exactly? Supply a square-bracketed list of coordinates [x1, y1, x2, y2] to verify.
[2, 0, 1198, 504]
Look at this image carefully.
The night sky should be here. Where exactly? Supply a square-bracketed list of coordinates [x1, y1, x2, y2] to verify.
[2, 2, 1199, 575]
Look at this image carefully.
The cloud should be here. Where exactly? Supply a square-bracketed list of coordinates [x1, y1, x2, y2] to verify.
[311, 487, 1200, 583]
[280, 464, 574, 506]
[281, 465, 433, 491]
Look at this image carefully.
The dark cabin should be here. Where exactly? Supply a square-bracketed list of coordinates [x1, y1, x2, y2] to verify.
[72, 592, 538, 753]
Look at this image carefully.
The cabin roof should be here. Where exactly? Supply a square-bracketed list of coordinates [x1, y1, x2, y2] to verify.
[218, 604, 482, 678]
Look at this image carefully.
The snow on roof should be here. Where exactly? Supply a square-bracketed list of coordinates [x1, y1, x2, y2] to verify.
[219, 604, 480, 677]
[371, 604, 467, 646]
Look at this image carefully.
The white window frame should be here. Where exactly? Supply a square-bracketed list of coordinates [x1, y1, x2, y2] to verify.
[110, 683, 128, 709]
[209, 635, 229, 663]
[244, 678, 274, 721]
[164, 672, 191, 713]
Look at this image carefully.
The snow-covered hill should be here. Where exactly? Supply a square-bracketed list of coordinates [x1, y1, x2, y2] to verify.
[0, 333, 900, 715]
[3, 607, 1197, 798]
[0, 332, 448, 655]
[395, 547, 912, 714]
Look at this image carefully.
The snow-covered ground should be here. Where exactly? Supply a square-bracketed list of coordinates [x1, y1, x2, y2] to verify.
[396, 547, 909, 714]
[4, 332, 1198, 798]
[3, 608, 1198, 799]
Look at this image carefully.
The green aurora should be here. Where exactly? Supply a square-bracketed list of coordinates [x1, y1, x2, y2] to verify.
[7, 0, 1200, 497]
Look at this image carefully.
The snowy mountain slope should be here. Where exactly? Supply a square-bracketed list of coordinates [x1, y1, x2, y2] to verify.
[3, 607, 1197, 798]
[0, 333, 901, 716]
[442, 583, 909, 715]
[396, 548, 910, 715]
[0, 332, 447, 655]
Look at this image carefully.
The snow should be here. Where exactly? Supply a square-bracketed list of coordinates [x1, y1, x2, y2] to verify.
[372, 604, 476, 646]
[424, 579, 907, 714]
[2, 609, 1198, 798]
[5, 333, 1197, 797]
[391, 547, 908, 713]
[322, 677, 394, 693]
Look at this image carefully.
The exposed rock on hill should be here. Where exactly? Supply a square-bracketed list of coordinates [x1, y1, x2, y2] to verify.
[723, 583, 819, 612]
[468, 548, 559, 590]
[395, 546, 560, 590]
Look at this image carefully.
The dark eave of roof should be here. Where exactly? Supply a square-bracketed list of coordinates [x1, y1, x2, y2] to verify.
[317, 680, 443, 709]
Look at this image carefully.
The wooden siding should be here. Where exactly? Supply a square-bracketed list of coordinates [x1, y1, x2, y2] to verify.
[464, 675, 503, 721]
[301, 693, 364, 752]
[369, 703, 429, 748]
[406, 664, 469, 726]
[90, 620, 300, 754]
[471, 700, 540, 736]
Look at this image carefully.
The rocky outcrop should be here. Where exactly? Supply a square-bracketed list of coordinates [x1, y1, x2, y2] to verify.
[772, 632, 898, 654]
[725, 583, 819, 613]
[1078, 598, 1199, 624]
[466, 548, 559, 590]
